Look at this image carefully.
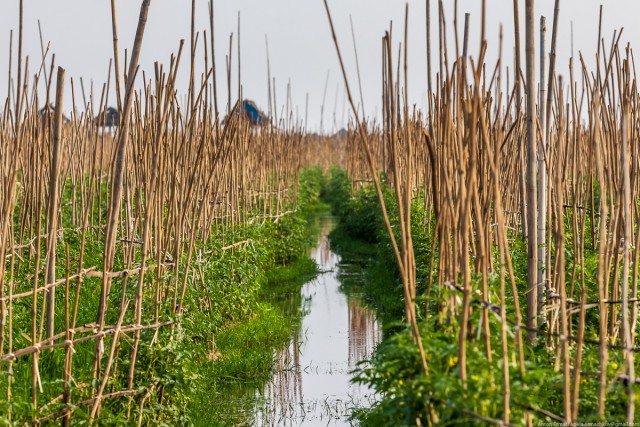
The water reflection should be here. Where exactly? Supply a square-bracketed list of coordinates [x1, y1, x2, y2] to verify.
[255, 218, 382, 426]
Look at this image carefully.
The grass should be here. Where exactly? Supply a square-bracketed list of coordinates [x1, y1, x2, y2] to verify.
[184, 172, 328, 426]
[186, 241, 321, 426]
[188, 303, 295, 427]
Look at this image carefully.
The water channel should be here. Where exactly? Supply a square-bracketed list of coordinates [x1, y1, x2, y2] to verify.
[254, 216, 382, 426]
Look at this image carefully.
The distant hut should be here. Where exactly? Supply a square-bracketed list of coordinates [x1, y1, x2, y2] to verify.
[38, 103, 69, 125]
[334, 128, 349, 140]
[95, 107, 120, 128]
[241, 100, 269, 125]
[222, 99, 270, 127]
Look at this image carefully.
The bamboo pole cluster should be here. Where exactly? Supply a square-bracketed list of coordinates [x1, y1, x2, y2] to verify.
[0, 2, 343, 423]
[329, 0, 639, 423]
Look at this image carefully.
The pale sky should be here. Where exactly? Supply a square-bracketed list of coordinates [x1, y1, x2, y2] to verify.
[0, 1, 637, 132]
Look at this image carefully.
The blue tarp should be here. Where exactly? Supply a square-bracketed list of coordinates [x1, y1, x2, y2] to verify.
[242, 100, 268, 125]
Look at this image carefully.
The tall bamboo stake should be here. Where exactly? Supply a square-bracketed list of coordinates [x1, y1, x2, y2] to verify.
[208, 0, 219, 121]
[110, 0, 124, 111]
[545, 0, 560, 138]
[513, 0, 528, 239]
[15, 0, 23, 123]
[425, 0, 432, 98]
[45, 67, 65, 339]
[621, 102, 635, 422]
[95, 0, 152, 375]
[350, 15, 366, 116]
[525, 0, 538, 342]
[537, 16, 547, 328]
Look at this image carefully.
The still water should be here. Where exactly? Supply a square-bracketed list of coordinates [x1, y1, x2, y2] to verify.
[254, 217, 382, 426]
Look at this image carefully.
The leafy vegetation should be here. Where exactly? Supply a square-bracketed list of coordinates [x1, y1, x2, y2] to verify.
[0, 167, 326, 426]
[326, 169, 639, 425]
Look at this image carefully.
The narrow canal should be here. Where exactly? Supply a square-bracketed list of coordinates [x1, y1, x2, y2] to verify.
[255, 217, 382, 426]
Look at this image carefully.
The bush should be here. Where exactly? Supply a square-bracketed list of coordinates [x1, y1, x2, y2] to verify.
[325, 167, 380, 243]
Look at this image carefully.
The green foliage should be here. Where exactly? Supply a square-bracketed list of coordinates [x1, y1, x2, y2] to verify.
[1, 167, 326, 425]
[267, 214, 309, 265]
[186, 255, 315, 426]
[206, 304, 292, 381]
[265, 256, 317, 287]
[324, 167, 380, 243]
[296, 167, 328, 213]
[326, 170, 639, 425]
[324, 167, 352, 219]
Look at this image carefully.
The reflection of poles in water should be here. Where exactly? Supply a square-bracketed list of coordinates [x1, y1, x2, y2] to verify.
[261, 338, 304, 425]
[293, 334, 303, 406]
[319, 234, 331, 266]
[347, 296, 382, 367]
[278, 344, 291, 420]
[312, 220, 334, 268]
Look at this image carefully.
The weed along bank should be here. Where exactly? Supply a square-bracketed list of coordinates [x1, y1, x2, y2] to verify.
[1, 0, 640, 425]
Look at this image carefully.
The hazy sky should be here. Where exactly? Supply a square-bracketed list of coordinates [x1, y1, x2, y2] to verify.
[0, 1, 637, 132]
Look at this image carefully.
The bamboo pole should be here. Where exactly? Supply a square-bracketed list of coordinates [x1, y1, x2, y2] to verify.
[15, 0, 23, 122]
[350, 15, 366, 116]
[189, 0, 196, 113]
[45, 67, 65, 338]
[425, 0, 432, 97]
[621, 103, 635, 422]
[545, 0, 560, 138]
[538, 16, 547, 328]
[525, 0, 538, 342]
[513, 0, 528, 239]
[95, 0, 152, 376]
[110, 0, 124, 111]
[208, 0, 219, 121]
